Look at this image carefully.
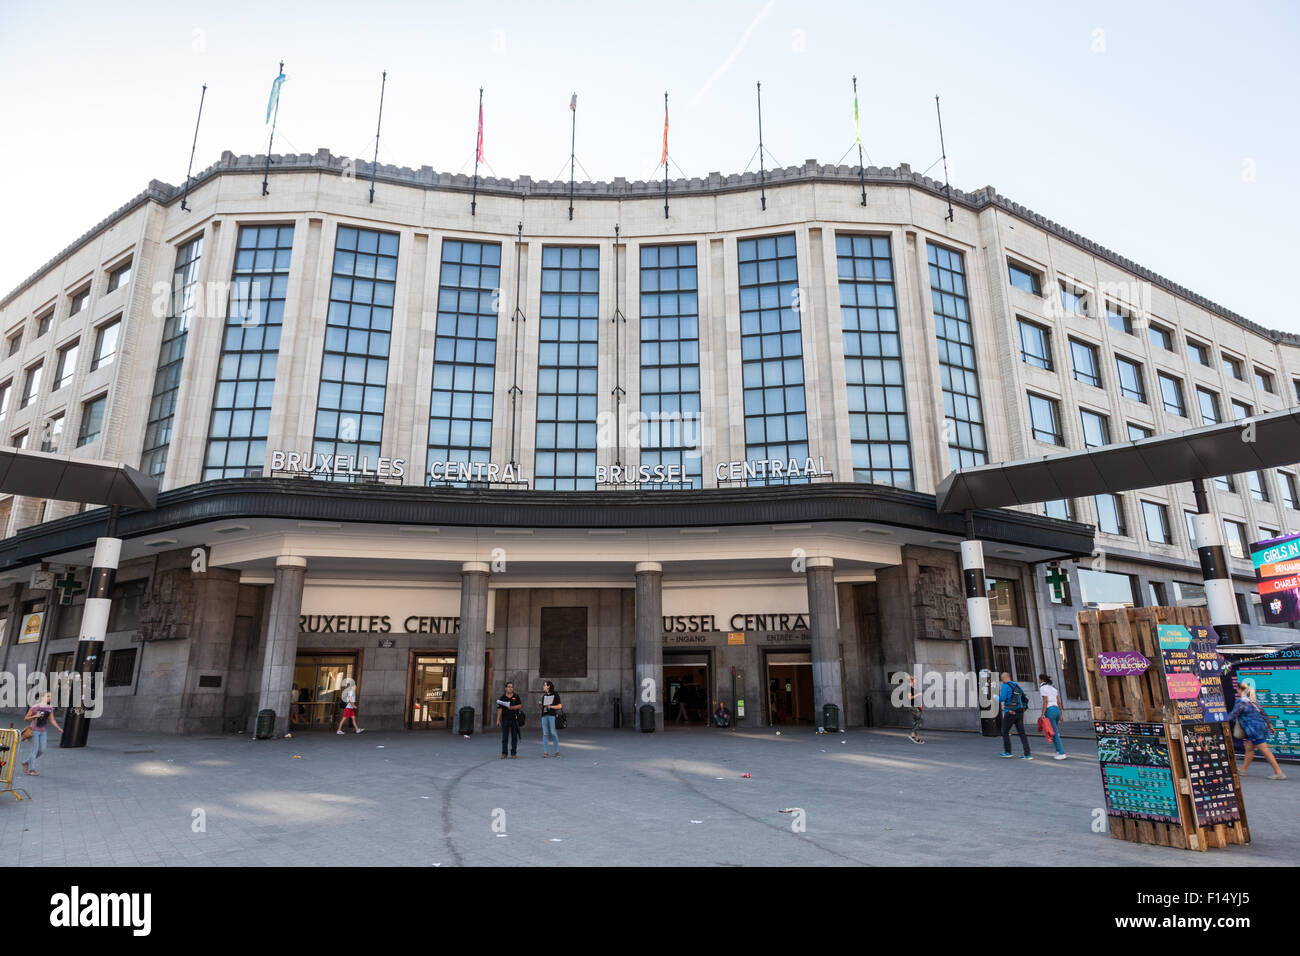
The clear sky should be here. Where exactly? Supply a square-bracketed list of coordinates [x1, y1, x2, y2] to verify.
[2, 1, 1297, 332]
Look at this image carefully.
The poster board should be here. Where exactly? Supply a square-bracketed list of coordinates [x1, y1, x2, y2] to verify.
[1094, 721, 1180, 823]
[1229, 645, 1300, 762]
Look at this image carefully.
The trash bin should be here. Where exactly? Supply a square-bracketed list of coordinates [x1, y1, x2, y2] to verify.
[457, 706, 475, 735]
[822, 703, 840, 733]
[613, 697, 622, 729]
[255, 709, 276, 739]
[638, 703, 656, 732]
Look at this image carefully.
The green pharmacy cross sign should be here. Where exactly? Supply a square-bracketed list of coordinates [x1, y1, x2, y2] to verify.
[1045, 565, 1068, 600]
[55, 569, 85, 606]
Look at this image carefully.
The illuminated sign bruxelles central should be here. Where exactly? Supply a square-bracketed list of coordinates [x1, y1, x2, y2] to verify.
[428, 461, 527, 484]
[269, 450, 406, 479]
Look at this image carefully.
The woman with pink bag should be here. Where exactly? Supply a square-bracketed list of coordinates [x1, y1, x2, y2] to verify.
[1038, 675, 1067, 761]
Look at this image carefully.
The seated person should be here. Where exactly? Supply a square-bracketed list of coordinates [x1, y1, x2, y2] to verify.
[713, 701, 731, 727]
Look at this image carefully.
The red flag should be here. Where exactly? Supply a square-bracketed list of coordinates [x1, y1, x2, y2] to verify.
[660, 101, 669, 167]
[476, 101, 484, 163]
[570, 93, 577, 111]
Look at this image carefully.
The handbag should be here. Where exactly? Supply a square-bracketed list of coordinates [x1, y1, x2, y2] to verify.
[516, 710, 526, 728]
[1232, 721, 1244, 740]
[20, 726, 33, 741]
[1036, 716, 1054, 741]
[557, 712, 567, 730]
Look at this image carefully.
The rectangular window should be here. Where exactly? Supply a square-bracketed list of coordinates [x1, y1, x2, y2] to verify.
[1186, 339, 1210, 366]
[313, 226, 399, 477]
[1114, 355, 1146, 402]
[640, 243, 703, 487]
[40, 413, 64, 453]
[837, 235, 910, 488]
[1222, 354, 1243, 380]
[1185, 510, 1199, 548]
[20, 362, 42, 408]
[1027, 393, 1062, 445]
[1127, 421, 1153, 441]
[1215, 473, 1236, 494]
[1148, 581, 1168, 606]
[1231, 400, 1253, 420]
[1248, 471, 1270, 502]
[740, 234, 809, 482]
[1173, 581, 1206, 606]
[1069, 339, 1100, 388]
[204, 225, 293, 480]
[428, 238, 501, 483]
[1142, 500, 1171, 544]
[1148, 322, 1172, 351]
[7, 331, 21, 357]
[1281, 472, 1299, 510]
[1013, 647, 1033, 682]
[1196, 386, 1221, 425]
[986, 578, 1019, 627]
[107, 261, 132, 293]
[105, 647, 137, 687]
[77, 394, 106, 446]
[141, 235, 202, 478]
[1017, 318, 1052, 370]
[1080, 408, 1111, 448]
[536, 246, 599, 490]
[929, 243, 984, 469]
[68, 288, 90, 318]
[54, 339, 79, 390]
[1060, 639, 1085, 700]
[1105, 301, 1132, 335]
[1007, 261, 1041, 295]
[1060, 281, 1088, 316]
[1042, 499, 1073, 521]
[1095, 493, 1126, 536]
[538, 606, 588, 678]
[1261, 527, 1278, 543]
[0, 380, 10, 424]
[1157, 372, 1186, 417]
[36, 312, 52, 338]
[994, 645, 1013, 679]
[1078, 569, 1138, 607]
[1224, 520, 1248, 560]
[1254, 368, 1274, 394]
[47, 651, 74, 674]
[11, 430, 27, 449]
[107, 579, 147, 632]
[91, 318, 120, 371]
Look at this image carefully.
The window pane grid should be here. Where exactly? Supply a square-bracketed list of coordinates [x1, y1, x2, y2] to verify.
[639, 243, 702, 487]
[535, 245, 599, 491]
[928, 242, 985, 469]
[203, 225, 293, 480]
[142, 236, 202, 478]
[837, 234, 911, 488]
[427, 238, 501, 485]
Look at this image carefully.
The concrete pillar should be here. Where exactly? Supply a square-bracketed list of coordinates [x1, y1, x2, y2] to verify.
[961, 535, 999, 737]
[634, 561, 663, 731]
[806, 556, 843, 727]
[255, 555, 306, 737]
[454, 562, 490, 734]
[1192, 479, 1242, 644]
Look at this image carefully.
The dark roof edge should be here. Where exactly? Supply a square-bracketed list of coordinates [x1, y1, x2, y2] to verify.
[0, 478, 1094, 572]
[3, 151, 1296, 347]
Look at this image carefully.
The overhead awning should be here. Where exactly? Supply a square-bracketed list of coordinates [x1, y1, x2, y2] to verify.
[0, 448, 158, 510]
[936, 407, 1300, 514]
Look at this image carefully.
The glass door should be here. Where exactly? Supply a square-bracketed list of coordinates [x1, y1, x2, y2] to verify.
[291, 654, 357, 729]
[409, 654, 457, 729]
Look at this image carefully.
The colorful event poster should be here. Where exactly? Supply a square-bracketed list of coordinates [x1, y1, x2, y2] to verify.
[1232, 646, 1300, 762]
[1251, 532, 1300, 624]
[1156, 624, 1228, 723]
[1094, 721, 1181, 823]
[1181, 723, 1241, 827]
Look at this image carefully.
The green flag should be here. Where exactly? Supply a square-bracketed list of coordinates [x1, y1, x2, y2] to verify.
[852, 90, 861, 145]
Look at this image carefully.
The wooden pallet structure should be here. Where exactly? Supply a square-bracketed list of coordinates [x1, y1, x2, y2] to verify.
[1077, 605, 1249, 852]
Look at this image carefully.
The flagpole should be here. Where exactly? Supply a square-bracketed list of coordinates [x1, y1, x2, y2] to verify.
[853, 75, 866, 207]
[262, 60, 284, 197]
[472, 87, 483, 216]
[369, 70, 388, 204]
[663, 92, 670, 220]
[935, 94, 954, 222]
[568, 92, 577, 221]
[181, 83, 207, 212]
[756, 81, 766, 212]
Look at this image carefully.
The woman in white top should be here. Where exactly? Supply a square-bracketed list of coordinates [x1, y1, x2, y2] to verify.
[336, 677, 364, 735]
[1038, 674, 1067, 759]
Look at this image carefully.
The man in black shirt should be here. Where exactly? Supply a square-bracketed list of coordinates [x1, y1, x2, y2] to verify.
[495, 682, 522, 758]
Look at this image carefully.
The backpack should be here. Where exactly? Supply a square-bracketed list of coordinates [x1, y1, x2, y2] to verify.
[1006, 682, 1029, 712]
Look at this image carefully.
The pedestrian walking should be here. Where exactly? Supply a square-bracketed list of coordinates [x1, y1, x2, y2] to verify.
[21, 691, 62, 776]
[335, 678, 364, 734]
[1038, 674, 1067, 760]
[539, 680, 562, 757]
[1227, 683, 1287, 780]
[496, 681, 522, 758]
[908, 674, 925, 744]
[998, 672, 1032, 760]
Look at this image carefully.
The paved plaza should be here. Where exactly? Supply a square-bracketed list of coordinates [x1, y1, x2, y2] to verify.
[2, 725, 1293, 866]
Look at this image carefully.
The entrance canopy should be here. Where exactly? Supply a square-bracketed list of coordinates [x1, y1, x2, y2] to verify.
[0, 448, 158, 510]
[936, 407, 1300, 514]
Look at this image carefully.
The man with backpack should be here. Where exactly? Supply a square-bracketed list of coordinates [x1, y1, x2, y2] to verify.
[998, 672, 1033, 760]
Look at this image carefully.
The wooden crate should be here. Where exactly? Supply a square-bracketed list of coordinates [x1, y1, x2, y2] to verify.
[1077, 606, 1250, 852]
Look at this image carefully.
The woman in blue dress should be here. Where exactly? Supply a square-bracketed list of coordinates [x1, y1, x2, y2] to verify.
[1226, 683, 1286, 780]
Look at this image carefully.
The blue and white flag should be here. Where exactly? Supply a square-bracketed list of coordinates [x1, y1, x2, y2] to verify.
[266, 72, 287, 124]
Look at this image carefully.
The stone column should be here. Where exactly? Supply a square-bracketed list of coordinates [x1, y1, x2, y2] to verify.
[806, 556, 843, 727]
[634, 562, 663, 731]
[454, 562, 490, 734]
[255, 555, 306, 737]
